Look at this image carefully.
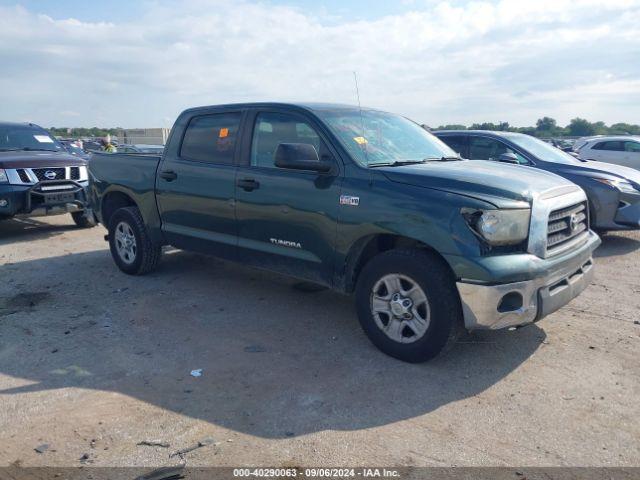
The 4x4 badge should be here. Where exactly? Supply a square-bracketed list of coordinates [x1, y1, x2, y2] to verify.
[340, 195, 360, 206]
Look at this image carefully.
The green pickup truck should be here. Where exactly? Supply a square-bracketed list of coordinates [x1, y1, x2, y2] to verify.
[89, 103, 601, 362]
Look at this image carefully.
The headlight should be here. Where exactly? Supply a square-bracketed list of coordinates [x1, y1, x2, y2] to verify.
[594, 178, 639, 194]
[0, 169, 8, 184]
[463, 208, 531, 246]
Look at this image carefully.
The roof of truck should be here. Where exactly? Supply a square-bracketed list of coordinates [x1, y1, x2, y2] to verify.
[182, 102, 383, 114]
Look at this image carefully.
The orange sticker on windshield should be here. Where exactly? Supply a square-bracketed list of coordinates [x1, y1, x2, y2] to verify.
[219, 128, 229, 138]
[353, 136, 367, 145]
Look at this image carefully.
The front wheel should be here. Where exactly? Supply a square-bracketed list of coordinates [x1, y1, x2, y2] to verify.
[71, 210, 97, 228]
[355, 249, 464, 363]
[108, 206, 161, 275]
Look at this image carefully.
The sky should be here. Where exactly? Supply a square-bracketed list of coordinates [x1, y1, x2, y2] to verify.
[0, 0, 639, 128]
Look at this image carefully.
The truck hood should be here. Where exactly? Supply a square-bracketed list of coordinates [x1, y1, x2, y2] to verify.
[0, 150, 86, 169]
[555, 160, 640, 187]
[379, 160, 574, 206]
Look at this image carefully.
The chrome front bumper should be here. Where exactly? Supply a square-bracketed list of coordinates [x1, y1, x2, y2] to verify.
[456, 257, 595, 330]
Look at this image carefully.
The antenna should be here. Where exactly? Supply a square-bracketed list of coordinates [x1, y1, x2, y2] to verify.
[353, 71, 369, 164]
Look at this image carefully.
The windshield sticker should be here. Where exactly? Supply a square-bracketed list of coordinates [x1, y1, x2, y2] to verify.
[34, 135, 54, 143]
[219, 128, 229, 138]
[353, 136, 367, 145]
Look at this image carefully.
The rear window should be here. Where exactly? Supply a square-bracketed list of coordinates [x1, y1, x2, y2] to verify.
[180, 113, 241, 164]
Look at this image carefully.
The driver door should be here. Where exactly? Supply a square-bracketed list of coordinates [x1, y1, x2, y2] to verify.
[234, 109, 343, 286]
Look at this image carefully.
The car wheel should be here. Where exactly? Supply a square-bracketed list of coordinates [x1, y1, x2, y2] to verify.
[71, 211, 97, 228]
[355, 249, 464, 363]
[108, 206, 161, 275]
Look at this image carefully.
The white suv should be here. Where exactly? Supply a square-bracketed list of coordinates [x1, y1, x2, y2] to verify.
[576, 136, 640, 170]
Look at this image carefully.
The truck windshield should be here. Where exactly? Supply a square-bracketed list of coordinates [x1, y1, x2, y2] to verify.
[317, 109, 456, 167]
[0, 124, 64, 152]
[504, 133, 583, 165]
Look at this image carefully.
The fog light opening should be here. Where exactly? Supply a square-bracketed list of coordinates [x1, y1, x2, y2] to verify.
[0, 199, 8, 207]
[497, 291, 523, 313]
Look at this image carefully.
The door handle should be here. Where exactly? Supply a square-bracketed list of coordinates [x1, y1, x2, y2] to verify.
[237, 178, 260, 191]
[159, 170, 177, 181]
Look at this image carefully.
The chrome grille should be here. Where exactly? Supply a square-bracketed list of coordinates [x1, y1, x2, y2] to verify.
[17, 169, 30, 183]
[32, 167, 66, 181]
[546, 202, 588, 255]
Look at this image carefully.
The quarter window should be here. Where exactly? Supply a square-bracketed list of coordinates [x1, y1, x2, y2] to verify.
[180, 113, 241, 164]
[251, 112, 321, 168]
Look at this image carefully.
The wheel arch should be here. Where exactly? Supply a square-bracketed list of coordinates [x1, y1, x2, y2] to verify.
[342, 234, 455, 293]
[101, 190, 138, 227]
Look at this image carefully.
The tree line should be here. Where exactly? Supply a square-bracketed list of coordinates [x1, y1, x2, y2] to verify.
[48, 127, 122, 138]
[432, 117, 640, 137]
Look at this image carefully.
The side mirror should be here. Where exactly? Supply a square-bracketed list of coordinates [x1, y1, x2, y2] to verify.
[274, 143, 332, 173]
[498, 152, 520, 164]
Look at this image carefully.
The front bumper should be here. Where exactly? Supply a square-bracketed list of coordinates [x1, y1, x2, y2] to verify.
[456, 230, 600, 330]
[0, 180, 89, 217]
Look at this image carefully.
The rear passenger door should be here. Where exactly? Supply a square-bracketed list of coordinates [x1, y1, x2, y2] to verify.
[155, 110, 244, 259]
[622, 141, 640, 169]
[234, 109, 343, 286]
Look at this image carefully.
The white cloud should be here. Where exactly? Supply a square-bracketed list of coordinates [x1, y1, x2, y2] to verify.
[0, 0, 639, 127]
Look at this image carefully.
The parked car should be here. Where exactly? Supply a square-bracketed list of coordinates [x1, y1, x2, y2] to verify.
[575, 136, 640, 170]
[435, 131, 640, 232]
[0, 122, 96, 227]
[117, 144, 165, 154]
[59, 139, 91, 160]
[89, 103, 600, 363]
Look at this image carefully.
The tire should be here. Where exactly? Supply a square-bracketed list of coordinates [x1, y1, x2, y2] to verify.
[108, 206, 161, 275]
[355, 249, 464, 363]
[71, 211, 97, 228]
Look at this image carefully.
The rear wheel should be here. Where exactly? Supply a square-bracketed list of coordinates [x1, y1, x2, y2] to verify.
[355, 249, 464, 363]
[108, 206, 161, 275]
[71, 210, 97, 228]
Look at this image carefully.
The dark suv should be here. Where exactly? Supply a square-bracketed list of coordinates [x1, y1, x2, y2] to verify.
[0, 122, 95, 227]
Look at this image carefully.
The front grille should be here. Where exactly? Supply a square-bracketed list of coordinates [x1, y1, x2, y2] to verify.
[546, 202, 588, 254]
[32, 167, 66, 181]
[70, 166, 80, 180]
[17, 169, 30, 183]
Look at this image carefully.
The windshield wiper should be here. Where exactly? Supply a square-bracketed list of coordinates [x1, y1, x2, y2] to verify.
[423, 156, 463, 162]
[368, 159, 427, 168]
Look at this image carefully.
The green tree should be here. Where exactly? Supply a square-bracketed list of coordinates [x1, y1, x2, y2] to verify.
[536, 117, 557, 132]
[567, 118, 596, 137]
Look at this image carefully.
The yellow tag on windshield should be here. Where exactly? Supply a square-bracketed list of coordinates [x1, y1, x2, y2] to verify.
[353, 136, 367, 145]
[219, 128, 229, 138]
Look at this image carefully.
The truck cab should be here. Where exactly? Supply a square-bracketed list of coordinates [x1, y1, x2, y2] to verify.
[89, 103, 601, 363]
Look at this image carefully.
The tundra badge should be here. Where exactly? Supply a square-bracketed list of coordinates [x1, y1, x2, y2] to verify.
[340, 195, 360, 206]
[270, 238, 302, 249]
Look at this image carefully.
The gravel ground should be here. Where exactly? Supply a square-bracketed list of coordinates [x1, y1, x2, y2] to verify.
[0, 215, 638, 468]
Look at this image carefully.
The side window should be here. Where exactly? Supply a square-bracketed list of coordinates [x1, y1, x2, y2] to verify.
[469, 137, 528, 164]
[251, 112, 321, 168]
[180, 112, 241, 164]
[624, 141, 640, 153]
[593, 141, 623, 151]
[441, 136, 467, 157]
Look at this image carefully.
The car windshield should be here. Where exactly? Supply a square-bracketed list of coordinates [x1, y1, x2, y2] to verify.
[0, 125, 64, 152]
[0, 124, 64, 152]
[504, 133, 582, 165]
[316, 109, 456, 166]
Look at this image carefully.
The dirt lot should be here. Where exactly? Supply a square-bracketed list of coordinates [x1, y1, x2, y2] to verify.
[0, 215, 639, 468]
